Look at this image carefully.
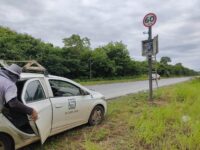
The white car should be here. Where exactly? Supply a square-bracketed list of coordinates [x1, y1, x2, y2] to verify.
[0, 73, 107, 150]
[152, 73, 160, 80]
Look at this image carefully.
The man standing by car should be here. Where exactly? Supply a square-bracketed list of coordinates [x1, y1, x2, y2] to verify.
[0, 64, 38, 121]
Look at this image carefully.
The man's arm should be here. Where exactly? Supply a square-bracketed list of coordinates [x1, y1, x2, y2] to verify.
[8, 98, 38, 121]
[5, 84, 38, 121]
[8, 97, 33, 115]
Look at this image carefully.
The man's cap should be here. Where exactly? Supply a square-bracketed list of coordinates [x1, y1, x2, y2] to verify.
[4, 64, 22, 77]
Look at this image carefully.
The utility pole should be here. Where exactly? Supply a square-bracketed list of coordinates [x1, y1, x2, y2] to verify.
[148, 26, 153, 100]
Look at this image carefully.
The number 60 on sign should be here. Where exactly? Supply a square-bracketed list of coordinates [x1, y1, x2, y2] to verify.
[143, 13, 157, 27]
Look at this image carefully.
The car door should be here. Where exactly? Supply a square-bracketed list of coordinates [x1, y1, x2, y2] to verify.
[65, 92, 93, 125]
[48, 79, 92, 127]
[21, 78, 53, 144]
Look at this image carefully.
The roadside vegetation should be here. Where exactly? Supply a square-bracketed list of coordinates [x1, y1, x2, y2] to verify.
[0, 26, 198, 81]
[21, 77, 200, 150]
[78, 75, 192, 86]
[78, 75, 147, 85]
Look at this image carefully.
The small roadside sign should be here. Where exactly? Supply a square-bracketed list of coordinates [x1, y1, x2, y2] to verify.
[142, 35, 159, 56]
[153, 35, 159, 55]
[143, 13, 157, 27]
[142, 39, 153, 56]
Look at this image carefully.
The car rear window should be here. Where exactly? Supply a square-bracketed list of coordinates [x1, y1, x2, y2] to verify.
[24, 80, 46, 102]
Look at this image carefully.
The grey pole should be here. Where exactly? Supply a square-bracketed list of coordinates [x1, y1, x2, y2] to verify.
[148, 26, 153, 100]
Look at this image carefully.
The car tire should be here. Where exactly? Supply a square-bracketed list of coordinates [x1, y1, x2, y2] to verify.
[88, 105, 104, 126]
[0, 133, 14, 150]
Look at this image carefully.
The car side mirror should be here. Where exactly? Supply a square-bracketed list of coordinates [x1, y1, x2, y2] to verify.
[80, 89, 89, 96]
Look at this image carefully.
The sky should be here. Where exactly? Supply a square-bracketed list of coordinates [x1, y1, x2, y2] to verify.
[0, 0, 200, 71]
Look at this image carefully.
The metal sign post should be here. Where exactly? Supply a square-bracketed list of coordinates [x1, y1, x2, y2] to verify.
[148, 27, 153, 101]
[142, 13, 157, 101]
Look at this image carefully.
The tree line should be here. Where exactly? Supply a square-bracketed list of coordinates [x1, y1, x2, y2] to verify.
[0, 26, 198, 79]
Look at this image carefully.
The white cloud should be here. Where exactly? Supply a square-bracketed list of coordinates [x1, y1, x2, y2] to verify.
[81, 0, 99, 7]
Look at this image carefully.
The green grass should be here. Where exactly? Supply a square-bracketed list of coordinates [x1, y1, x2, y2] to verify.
[22, 77, 200, 150]
[76, 75, 147, 85]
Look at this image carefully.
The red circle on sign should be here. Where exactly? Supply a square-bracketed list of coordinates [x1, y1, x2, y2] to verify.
[143, 13, 157, 27]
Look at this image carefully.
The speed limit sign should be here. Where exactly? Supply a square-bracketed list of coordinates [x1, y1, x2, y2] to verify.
[143, 13, 157, 27]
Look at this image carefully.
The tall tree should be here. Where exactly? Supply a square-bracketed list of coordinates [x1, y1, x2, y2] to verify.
[160, 56, 171, 64]
[63, 34, 90, 50]
[91, 47, 115, 77]
[62, 34, 92, 78]
[102, 41, 132, 76]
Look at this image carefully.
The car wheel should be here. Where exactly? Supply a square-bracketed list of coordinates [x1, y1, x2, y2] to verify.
[88, 105, 104, 126]
[0, 133, 14, 150]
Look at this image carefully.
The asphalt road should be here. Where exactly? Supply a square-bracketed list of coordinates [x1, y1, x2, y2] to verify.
[86, 77, 192, 99]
